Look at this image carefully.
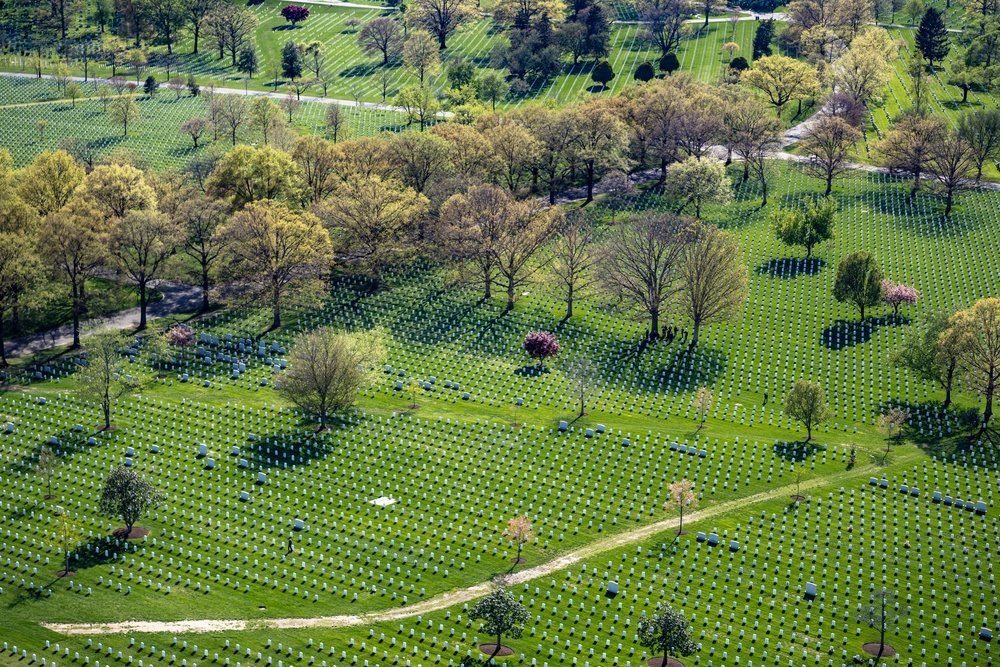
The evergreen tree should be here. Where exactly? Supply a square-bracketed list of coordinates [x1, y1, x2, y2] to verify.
[282, 40, 303, 80]
[659, 51, 680, 74]
[634, 61, 656, 81]
[915, 8, 949, 65]
[752, 18, 774, 61]
[591, 60, 615, 88]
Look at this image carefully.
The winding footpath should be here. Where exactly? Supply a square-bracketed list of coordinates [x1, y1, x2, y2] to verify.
[42, 474, 835, 636]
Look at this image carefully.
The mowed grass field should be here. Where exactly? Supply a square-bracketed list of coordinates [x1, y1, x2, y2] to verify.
[4, 162, 1000, 665]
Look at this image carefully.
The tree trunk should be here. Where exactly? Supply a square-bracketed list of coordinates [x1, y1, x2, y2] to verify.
[0, 311, 7, 367]
[138, 281, 148, 330]
[103, 403, 111, 430]
[825, 173, 833, 196]
[760, 180, 768, 206]
[272, 295, 282, 329]
[506, 281, 515, 311]
[691, 320, 700, 346]
[860, 303, 865, 321]
[649, 309, 659, 341]
[202, 266, 211, 311]
[438, 32, 447, 50]
[193, 24, 200, 54]
[566, 285, 574, 319]
[944, 188, 954, 217]
[943, 362, 955, 408]
[805, 422, 812, 441]
[72, 280, 81, 348]
[983, 379, 994, 432]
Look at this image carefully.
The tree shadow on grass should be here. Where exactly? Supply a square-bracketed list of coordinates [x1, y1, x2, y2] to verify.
[513, 365, 549, 377]
[820, 315, 909, 350]
[771, 440, 824, 462]
[755, 257, 826, 278]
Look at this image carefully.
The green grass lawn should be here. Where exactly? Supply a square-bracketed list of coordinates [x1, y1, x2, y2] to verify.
[3, 161, 1000, 667]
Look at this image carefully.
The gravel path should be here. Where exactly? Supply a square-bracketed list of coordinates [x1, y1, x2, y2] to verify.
[5, 280, 202, 359]
[41, 475, 830, 636]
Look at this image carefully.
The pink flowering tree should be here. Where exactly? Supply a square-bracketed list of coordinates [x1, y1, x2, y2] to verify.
[882, 280, 919, 317]
[664, 479, 697, 537]
[281, 4, 310, 26]
[523, 331, 560, 368]
[505, 515, 534, 567]
[167, 326, 193, 347]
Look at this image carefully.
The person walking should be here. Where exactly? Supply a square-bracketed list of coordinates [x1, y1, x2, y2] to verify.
[763, 390, 768, 404]
[287, 537, 293, 554]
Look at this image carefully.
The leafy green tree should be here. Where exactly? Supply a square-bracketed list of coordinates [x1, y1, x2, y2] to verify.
[36, 445, 61, 499]
[282, 40, 303, 80]
[752, 18, 774, 60]
[915, 7, 949, 64]
[659, 51, 679, 74]
[99, 465, 164, 537]
[64, 81, 83, 107]
[591, 60, 615, 89]
[833, 251, 883, 320]
[109, 96, 140, 137]
[770, 198, 836, 258]
[477, 70, 509, 110]
[784, 379, 831, 441]
[634, 61, 656, 82]
[143, 75, 159, 98]
[637, 604, 698, 667]
[469, 584, 531, 659]
[958, 109, 1000, 182]
[665, 156, 732, 219]
[237, 46, 259, 79]
[903, 0, 924, 24]
[77, 330, 142, 430]
[892, 311, 960, 406]
[278, 327, 386, 429]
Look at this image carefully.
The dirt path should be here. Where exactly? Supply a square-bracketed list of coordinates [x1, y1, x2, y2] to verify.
[41, 474, 832, 636]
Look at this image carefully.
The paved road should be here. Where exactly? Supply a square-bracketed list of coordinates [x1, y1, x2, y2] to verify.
[5, 280, 202, 359]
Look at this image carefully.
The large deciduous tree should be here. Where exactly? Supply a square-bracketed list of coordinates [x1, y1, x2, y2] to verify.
[833, 251, 884, 320]
[676, 222, 748, 347]
[77, 330, 143, 430]
[943, 298, 1000, 432]
[601, 212, 687, 340]
[109, 210, 182, 330]
[358, 16, 404, 65]
[664, 156, 732, 219]
[278, 327, 386, 428]
[411, 0, 475, 49]
[216, 200, 333, 329]
[38, 200, 109, 347]
[769, 197, 836, 258]
[176, 194, 229, 311]
[16, 150, 84, 217]
[801, 116, 861, 196]
[469, 584, 531, 659]
[875, 113, 946, 199]
[928, 132, 975, 217]
[957, 109, 1000, 182]
[551, 219, 600, 320]
[742, 55, 820, 118]
[892, 310, 959, 407]
[78, 163, 157, 219]
[206, 144, 303, 208]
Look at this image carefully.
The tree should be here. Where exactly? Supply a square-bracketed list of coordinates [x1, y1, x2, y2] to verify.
[947, 61, 977, 104]
[16, 150, 84, 217]
[109, 95, 140, 137]
[642, 0, 690, 57]
[325, 103, 346, 143]
[570, 101, 630, 204]
[469, 584, 531, 659]
[958, 109, 1000, 182]
[929, 133, 975, 217]
[403, 30, 441, 83]
[505, 516, 534, 566]
[64, 81, 83, 108]
[55, 511, 82, 577]
[892, 310, 959, 407]
[601, 212, 687, 340]
[390, 131, 451, 195]
[858, 589, 903, 660]
[411, 0, 475, 49]
[634, 61, 656, 82]
[905, 50, 932, 114]
[478, 70, 509, 110]
[282, 40, 303, 80]
[36, 445, 61, 500]
[281, 4, 310, 26]
[659, 51, 680, 75]
[216, 200, 334, 329]
[319, 174, 427, 278]
[877, 406, 909, 457]
[206, 144, 302, 208]
[216, 94, 250, 146]
[523, 331, 560, 367]
[637, 604, 698, 667]
[551, 220, 600, 319]
[205, 4, 259, 67]
[723, 42, 740, 62]
[943, 298, 1000, 432]
[110, 211, 182, 330]
[185, 0, 220, 55]
[278, 327, 386, 429]
[742, 55, 820, 117]
[292, 136, 339, 203]
[77, 330, 142, 430]
[177, 195, 228, 311]
[802, 116, 861, 195]
[590, 60, 615, 90]
[665, 156, 732, 219]
[692, 386, 713, 427]
[725, 96, 783, 184]
[784, 380, 830, 441]
[250, 97, 284, 145]
[875, 113, 946, 198]
[143, 75, 159, 99]
[770, 197, 836, 258]
[676, 223, 748, 347]
[564, 353, 599, 417]
[358, 16, 404, 65]
[903, 0, 923, 23]
[752, 18, 774, 60]
[180, 117, 211, 148]
[395, 84, 443, 131]
[37, 200, 108, 347]
[0, 229, 41, 366]
[78, 164, 156, 219]
[99, 465, 164, 537]
[915, 7, 949, 64]
[881, 279, 919, 317]
[833, 251, 883, 320]
[832, 29, 898, 106]
[237, 45, 259, 80]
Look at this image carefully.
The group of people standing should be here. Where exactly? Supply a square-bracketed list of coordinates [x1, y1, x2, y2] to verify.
[661, 325, 688, 344]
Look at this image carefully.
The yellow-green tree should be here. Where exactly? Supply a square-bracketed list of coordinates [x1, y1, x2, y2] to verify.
[78, 163, 157, 219]
[16, 150, 85, 217]
[216, 200, 334, 329]
[206, 144, 303, 209]
[742, 55, 820, 117]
